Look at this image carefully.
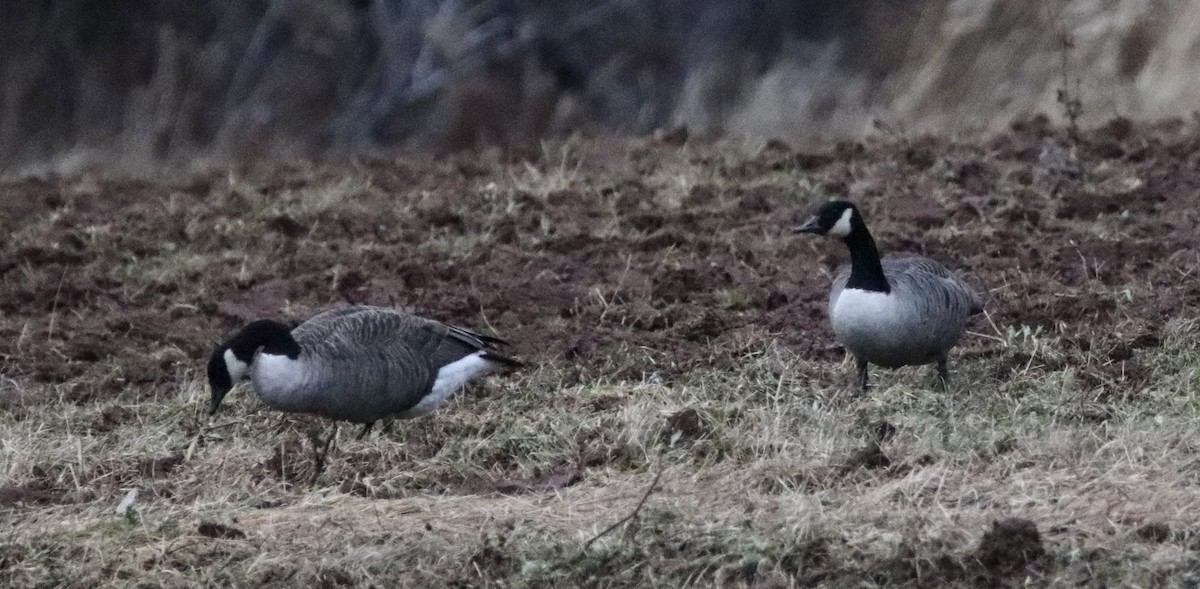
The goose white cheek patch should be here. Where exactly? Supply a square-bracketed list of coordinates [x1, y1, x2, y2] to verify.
[828, 208, 854, 237]
[223, 349, 250, 381]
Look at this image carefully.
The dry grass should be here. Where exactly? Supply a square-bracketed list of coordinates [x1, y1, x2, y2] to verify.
[5, 327, 1200, 587]
[4, 123, 1200, 587]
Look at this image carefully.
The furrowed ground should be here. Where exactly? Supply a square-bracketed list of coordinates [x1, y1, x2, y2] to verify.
[2, 118, 1200, 587]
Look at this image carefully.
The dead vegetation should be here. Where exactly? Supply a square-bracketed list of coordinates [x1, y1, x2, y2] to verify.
[6, 2, 1200, 176]
[2, 119, 1200, 587]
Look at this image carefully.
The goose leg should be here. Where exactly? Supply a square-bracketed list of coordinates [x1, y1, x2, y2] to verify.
[356, 421, 375, 440]
[307, 425, 338, 485]
[935, 356, 950, 391]
[380, 418, 395, 436]
[856, 357, 870, 393]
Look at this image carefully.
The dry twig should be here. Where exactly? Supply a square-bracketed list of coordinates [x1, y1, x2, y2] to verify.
[582, 450, 665, 551]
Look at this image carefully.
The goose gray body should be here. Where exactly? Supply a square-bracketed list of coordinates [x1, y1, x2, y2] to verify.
[208, 306, 520, 431]
[828, 255, 981, 369]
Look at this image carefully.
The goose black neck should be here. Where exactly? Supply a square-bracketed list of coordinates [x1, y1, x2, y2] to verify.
[843, 222, 890, 293]
[226, 319, 301, 361]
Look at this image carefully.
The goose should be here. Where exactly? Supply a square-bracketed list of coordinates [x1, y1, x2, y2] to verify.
[792, 200, 982, 391]
[206, 305, 521, 438]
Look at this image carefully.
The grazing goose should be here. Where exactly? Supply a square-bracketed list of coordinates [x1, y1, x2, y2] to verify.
[207, 305, 521, 438]
[793, 200, 982, 391]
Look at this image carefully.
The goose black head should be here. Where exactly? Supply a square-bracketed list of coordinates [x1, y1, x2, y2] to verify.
[792, 200, 862, 239]
[207, 319, 298, 415]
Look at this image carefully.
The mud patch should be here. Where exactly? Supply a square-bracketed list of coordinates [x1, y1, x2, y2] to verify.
[875, 542, 967, 585]
[197, 521, 247, 540]
[1135, 522, 1171, 544]
[841, 444, 892, 472]
[92, 405, 135, 432]
[663, 408, 710, 443]
[0, 483, 66, 507]
[138, 454, 185, 479]
[864, 420, 898, 445]
[975, 518, 1047, 574]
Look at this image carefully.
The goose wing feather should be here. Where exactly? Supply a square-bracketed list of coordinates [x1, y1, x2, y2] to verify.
[290, 306, 515, 419]
[883, 255, 982, 319]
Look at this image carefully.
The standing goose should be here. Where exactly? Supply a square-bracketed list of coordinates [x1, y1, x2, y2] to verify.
[207, 305, 521, 438]
[793, 200, 982, 391]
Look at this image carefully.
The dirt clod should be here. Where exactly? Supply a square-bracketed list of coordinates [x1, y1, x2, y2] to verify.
[0, 484, 65, 507]
[265, 215, 307, 238]
[975, 518, 1046, 573]
[664, 408, 710, 442]
[865, 420, 897, 445]
[992, 437, 1018, 456]
[138, 455, 184, 478]
[655, 125, 689, 146]
[588, 395, 624, 412]
[318, 567, 355, 587]
[93, 405, 134, 432]
[1109, 343, 1135, 362]
[1135, 522, 1171, 543]
[197, 521, 247, 540]
[1130, 333, 1161, 349]
[842, 443, 891, 471]
[993, 352, 1033, 381]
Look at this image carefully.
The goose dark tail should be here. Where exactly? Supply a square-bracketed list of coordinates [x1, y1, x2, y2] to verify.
[482, 352, 523, 369]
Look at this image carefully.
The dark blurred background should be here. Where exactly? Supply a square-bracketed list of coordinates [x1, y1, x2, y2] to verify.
[1, 1, 1195, 174]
